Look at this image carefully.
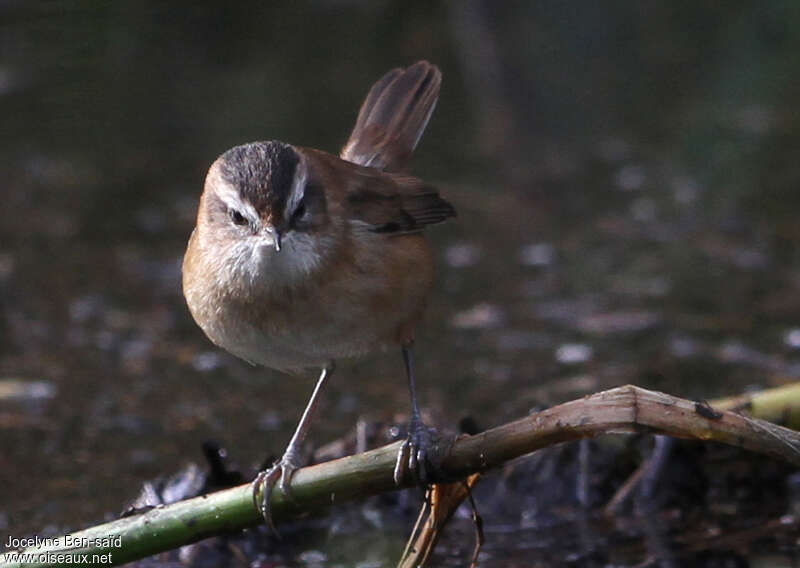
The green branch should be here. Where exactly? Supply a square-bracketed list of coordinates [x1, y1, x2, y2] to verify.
[3, 384, 800, 567]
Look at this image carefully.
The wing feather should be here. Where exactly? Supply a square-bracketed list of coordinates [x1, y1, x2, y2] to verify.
[345, 174, 455, 234]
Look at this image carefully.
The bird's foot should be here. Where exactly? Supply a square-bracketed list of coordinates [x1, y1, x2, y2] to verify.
[393, 416, 439, 486]
[251, 448, 301, 533]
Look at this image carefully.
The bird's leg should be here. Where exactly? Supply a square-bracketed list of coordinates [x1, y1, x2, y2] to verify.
[393, 342, 438, 485]
[252, 363, 334, 531]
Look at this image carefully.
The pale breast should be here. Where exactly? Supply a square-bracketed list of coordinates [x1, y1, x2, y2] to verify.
[183, 228, 434, 372]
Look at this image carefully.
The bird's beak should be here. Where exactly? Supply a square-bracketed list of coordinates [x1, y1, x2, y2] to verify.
[260, 225, 282, 253]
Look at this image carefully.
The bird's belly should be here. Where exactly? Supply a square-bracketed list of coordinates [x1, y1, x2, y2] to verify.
[187, 233, 434, 372]
[218, 296, 404, 371]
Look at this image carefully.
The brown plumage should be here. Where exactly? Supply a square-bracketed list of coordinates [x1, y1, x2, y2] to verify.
[341, 60, 442, 172]
[182, 61, 454, 526]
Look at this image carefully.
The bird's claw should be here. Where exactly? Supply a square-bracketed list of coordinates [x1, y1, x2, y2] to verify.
[393, 418, 437, 486]
[251, 450, 301, 533]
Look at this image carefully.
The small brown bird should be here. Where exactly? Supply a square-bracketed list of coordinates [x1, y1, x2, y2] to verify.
[182, 61, 455, 524]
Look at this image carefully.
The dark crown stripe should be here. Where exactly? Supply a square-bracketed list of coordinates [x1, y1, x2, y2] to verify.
[217, 141, 299, 217]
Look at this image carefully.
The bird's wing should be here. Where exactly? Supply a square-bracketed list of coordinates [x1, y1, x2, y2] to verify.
[340, 61, 441, 173]
[344, 172, 456, 235]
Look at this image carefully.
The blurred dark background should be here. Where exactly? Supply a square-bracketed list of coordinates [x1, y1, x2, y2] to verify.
[2, 1, 800, 564]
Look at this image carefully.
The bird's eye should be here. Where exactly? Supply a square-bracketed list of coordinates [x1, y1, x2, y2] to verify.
[290, 201, 310, 228]
[229, 209, 248, 226]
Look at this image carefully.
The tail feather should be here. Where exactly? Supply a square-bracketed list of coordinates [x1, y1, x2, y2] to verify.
[341, 61, 441, 172]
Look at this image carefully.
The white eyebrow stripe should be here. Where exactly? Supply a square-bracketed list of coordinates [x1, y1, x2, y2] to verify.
[285, 153, 308, 218]
[213, 174, 259, 223]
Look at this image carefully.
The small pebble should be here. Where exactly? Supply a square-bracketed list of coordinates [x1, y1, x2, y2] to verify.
[672, 176, 699, 204]
[445, 243, 482, 268]
[297, 549, 326, 564]
[192, 351, 222, 372]
[0, 379, 56, 401]
[615, 164, 646, 191]
[519, 243, 555, 267]
[785, 329, 800, 349]
[555, 343, 593, 364]
[670, 336, 700, 358]
[578, 310, 662, 334]
[451, 303, 505, 329]
[630, 197, 656, 222]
